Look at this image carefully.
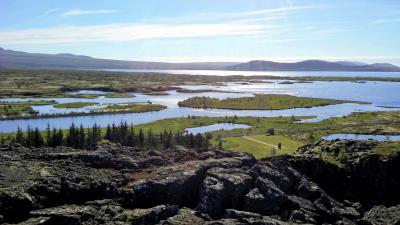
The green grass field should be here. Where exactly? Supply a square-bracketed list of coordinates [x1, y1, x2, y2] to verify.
[178, 94, 366, 110]
[54, 102, 98, 108]
[215, 135, 304, 158]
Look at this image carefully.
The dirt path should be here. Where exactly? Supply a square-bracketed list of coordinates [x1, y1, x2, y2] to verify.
[243, 136, 280, 148]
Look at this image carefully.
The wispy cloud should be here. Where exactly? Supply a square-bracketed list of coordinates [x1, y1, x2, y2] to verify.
[42, 8, 61, 16]
[0, 5, 334, 47]
[373, 18, 400, 24]
[231, 5, 321, 17]
[62, 9, 119, 17]
[0, 22, 268, 45]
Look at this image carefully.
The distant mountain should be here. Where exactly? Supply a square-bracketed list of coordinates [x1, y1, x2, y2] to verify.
[335, 61, 368, 66]
[1, 47, 399, 72]
[226, 60, 400, 72]
[0, 48, 236, 70]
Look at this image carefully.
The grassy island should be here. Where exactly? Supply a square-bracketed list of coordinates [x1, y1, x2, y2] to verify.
[103, 92, 134, 98]
[54, 102, 98, 109]
[178, 94, 367, 110]
[94, 103, 167, 113]
[0, 100, 57, 106]
[0, 105, 37, 117]
[70, 92, 133, 99]
[0, 100, 56, 118]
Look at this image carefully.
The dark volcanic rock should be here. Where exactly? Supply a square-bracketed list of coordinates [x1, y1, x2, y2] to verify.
[287, 140, 400, 207]
[0, 141, 399, 224]
[197, 167, 253, 217]
[361, 205, 400, 225]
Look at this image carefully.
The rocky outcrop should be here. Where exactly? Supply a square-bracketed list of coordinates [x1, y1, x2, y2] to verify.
[288, 140, 400, 207]
[0, 140, 399, 224]
[361, 205, 400, 225]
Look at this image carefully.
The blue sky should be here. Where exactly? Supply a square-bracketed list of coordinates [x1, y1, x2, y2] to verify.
[1, 0, 400, 64]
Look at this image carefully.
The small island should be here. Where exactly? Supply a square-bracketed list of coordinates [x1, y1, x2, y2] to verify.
[94, 103, 167, 113]
[54, 102, 98, 109]
[178, 94, 367, 110]
[0, 100, 57, 118]
[0, 100, 57, 106]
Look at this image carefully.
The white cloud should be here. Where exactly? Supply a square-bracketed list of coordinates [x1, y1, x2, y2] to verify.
[62, 9, 119, 16]
[0, 22, 268, 45]
[233, 6, 319, 17]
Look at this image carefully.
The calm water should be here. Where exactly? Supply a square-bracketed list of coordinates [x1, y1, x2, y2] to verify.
[1, 80, 399, 133]
[323, 134, 400, 141]
[98, 69, 400, 78]
[185, 123, 252, 135]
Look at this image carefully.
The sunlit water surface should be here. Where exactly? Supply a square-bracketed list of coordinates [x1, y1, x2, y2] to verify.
[1, 80, 399, 133]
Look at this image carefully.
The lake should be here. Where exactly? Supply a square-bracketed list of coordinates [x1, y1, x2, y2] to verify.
[185, 123, 252, 135]
[1, 79, 399, 133]
[96, 69, 400, 78]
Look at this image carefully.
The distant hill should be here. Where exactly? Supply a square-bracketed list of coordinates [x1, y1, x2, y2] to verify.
[226, 60, 400, 72]
[0, 47, 236, 70]
[1, 47, 399, 72]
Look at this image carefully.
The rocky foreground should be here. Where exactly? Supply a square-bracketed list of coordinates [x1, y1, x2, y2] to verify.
[0, 140, 399, 225]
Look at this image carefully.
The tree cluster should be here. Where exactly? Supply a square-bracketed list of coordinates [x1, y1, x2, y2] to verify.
[7, 122, 212, 150]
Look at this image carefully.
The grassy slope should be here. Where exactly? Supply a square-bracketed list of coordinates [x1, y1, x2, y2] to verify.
[178, 94, 366, 110]
[215, 135, 304, 158]
[370, 142, 400, 156]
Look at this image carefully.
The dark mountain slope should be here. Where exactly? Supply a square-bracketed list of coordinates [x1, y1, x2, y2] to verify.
[0, 47, 236, 70]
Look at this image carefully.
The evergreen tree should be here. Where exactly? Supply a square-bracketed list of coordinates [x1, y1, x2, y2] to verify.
[46, 124, 51, 147]
[111, 124, 117, 142]
[48, 128, 57, 147]
[138, 128, 145, 147]
[15, 127, 25, 145]
[93, 123, 101, 143]
[26, 126, 34, 147]
[79, 125, 85, 149]
[126, 132, 135, 147]
[55, 129, 64, 146]
[105, 125, 112, 141]
[86, 127, 94, 149]
[33, 128, 44, 147]
[147, 129, 156, 147]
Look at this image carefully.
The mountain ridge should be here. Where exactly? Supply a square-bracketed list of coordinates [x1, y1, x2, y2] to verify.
[1, 47, 399, 71]
[226, 59, 400, 72]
